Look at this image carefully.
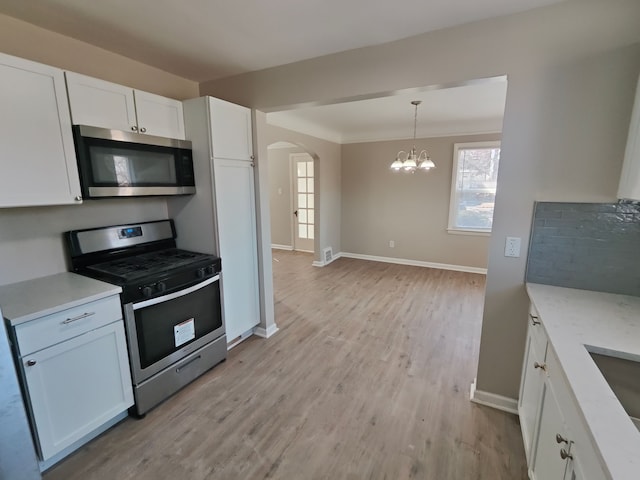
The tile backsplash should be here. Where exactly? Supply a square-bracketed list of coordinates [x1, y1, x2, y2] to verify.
[526, 202, 640, 296]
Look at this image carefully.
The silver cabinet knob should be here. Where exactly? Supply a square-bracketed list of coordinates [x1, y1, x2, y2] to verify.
[74, 195, 82, 201]
[533, 362, 547, 371]
[131, 126, 138, 131]
[26, 359, 36, 367]
[556, 434, 568, 444]
[560, 448, 573, 460]
[140, 127, 147, 133]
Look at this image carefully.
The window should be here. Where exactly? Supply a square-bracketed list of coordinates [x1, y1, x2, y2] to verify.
[448, 141, 501, 234]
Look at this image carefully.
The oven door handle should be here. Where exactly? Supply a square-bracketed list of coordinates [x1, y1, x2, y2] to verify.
[132, 275, 220, 310]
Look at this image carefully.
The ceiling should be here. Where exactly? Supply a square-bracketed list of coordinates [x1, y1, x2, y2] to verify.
[267, 79, 508, 144]
[0, 0, 565, 82]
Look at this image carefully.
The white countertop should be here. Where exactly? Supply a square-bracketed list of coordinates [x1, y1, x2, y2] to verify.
[0, 272, 121, 326]
[526, 283, 640, 480]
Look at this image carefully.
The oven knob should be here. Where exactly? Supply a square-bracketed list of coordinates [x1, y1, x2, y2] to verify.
[142, 286, 153, 297]
[196, 268, 206, 278]
[156, 281, 167, 293]
[206, 265, 215, 275]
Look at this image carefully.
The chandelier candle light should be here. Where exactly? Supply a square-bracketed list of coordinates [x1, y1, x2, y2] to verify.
[390, 100, 436, 173]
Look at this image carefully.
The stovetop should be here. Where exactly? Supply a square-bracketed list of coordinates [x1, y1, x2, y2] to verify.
[86, 248, 214, 283]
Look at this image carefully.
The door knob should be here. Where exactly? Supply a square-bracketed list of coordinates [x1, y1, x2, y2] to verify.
[26, 359, 37, 366]
[293, 210, 298, 217]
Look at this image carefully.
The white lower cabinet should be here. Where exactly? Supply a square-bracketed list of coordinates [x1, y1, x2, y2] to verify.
[518, 305, 548, 462]
[531, 379, 570, 479]
[14, 294, 133, 463]
[520, 303, 606, 480]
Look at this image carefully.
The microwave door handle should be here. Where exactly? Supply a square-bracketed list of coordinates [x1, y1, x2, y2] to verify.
[132, 275, 219, 310]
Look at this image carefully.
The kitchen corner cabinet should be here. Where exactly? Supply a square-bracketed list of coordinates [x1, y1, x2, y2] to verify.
[0, 52, 82, 208]
[9, 293, 133, 463]
[618, 74, 640, 200]
[65, 71, 186, 139]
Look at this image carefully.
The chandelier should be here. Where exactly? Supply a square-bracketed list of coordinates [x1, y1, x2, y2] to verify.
[390, 100, 435, 173]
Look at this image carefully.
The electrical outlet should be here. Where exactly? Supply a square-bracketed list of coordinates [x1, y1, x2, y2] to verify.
[504, 237, 521, 257]
[389, 240, 395, 248]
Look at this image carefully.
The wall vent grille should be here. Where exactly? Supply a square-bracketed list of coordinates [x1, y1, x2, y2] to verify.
[323, 247, 333, 264]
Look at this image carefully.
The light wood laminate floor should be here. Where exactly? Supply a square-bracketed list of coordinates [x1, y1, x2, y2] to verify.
[44, 251, 527, 480]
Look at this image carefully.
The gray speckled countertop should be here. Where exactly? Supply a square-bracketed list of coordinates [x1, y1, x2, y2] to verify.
[527, 283, 640, 480]
[0, 272, 121, 326]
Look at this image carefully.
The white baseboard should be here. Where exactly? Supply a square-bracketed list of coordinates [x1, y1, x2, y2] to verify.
[339, 252, 487, 274]
[254, 323, 279, 339]
[469, 378, 518, 414]
[312, 252, 343, 267]
[271, 244, 293, 251]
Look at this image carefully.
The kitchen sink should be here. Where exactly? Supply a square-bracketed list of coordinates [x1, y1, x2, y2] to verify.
[587, 348, 640, 431]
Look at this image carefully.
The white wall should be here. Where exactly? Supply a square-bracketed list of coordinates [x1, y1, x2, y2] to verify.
[201, 0, 640, 399]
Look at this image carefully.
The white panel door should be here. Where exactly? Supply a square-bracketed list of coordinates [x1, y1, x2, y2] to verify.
[23, 321, 133, 461]
[213, 158, 260, 341]
[65, 71, 137, 132]
[134, 90, 185, 139]
[208, 97, 253, 160]
[0, 53, 81, 207]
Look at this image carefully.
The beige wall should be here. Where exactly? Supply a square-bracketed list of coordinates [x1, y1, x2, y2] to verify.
[0, 15, 199, 286]
[341, 134, 500, 269]
[201, 0, 640, 399]
[0, 14, 198, 99]
[268, 146, 305, 246]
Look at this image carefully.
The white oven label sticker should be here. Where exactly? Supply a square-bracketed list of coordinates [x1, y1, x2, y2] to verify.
[174, 318, 195, 347]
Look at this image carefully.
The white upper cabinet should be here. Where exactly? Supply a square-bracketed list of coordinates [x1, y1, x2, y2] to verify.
[618, 74, 640, 200]
[0, 52, 82, 208]
[65, 71, 137, 133]
[65, 71, 185, 139]
[134, 90, 185, 139]
[208, 97, 253, 160]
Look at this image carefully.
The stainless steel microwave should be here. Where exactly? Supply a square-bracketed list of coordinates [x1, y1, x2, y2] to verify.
[73, 125, 195, 198]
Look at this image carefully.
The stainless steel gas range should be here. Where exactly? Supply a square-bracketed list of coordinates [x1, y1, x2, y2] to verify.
[65, 219, 226, 416]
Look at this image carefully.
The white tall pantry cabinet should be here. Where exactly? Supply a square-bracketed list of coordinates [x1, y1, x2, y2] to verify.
[172, 97, 260, 344]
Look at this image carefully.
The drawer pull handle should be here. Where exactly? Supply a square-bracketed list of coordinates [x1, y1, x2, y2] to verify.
[61, 312, 95, 325]
[533, 362, 547, 371]
[529, 314, 540, 326]
[559, 448, 573, 460]
[556, 433, 569, 444]
[176, 355, 201, 373]
[26, 359, 37, 367]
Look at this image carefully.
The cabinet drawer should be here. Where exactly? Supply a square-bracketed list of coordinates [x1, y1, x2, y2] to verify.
[528, 303, 548, 361]
[14, 295, 122, 356]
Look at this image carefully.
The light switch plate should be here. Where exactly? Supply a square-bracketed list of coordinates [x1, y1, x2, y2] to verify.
[505, 237, 521, 257]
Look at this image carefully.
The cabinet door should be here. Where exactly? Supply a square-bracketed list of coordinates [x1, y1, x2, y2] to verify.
[65, 71, 137, 133]
[518, 324, 546, 462]
[208, 97, 253, 160]
[213, 158, 260, 341]
[0, 53, 81, 207]
[618, 74, 640, 200]
[22, 321, 133, 461]
[531, 380, 569, 480]
[134, 90, 185, 139]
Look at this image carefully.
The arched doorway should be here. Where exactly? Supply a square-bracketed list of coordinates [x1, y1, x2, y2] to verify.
[267, 140, 318, 258]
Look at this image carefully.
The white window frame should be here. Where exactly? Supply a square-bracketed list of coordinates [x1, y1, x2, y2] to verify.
[447, 141, 501, 236]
